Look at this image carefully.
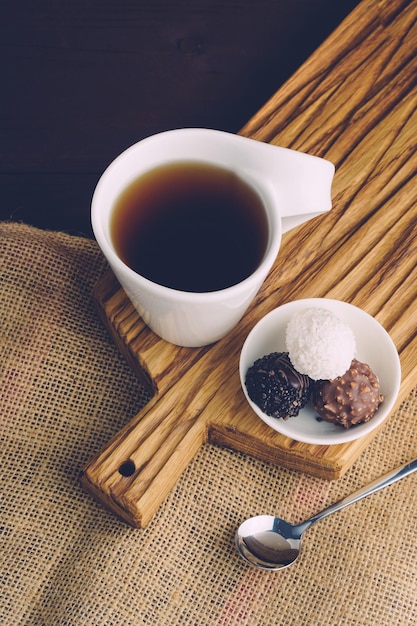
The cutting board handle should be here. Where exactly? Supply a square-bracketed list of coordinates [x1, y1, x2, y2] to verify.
[81, 394, 208, 527]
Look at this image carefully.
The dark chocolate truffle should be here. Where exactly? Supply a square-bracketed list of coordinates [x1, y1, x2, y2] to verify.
[312, 358, 383, 428]
[245, 351, 312, 419]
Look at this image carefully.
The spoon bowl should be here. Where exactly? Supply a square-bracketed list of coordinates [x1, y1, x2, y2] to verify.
[236, 515, 302, 570]
[236, 458, 417, 570]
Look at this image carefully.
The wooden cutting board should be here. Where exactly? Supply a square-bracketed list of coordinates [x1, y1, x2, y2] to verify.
[81, 0, 417, 527]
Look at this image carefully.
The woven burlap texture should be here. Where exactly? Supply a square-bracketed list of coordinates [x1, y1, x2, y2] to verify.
[1, 222, 416, 626]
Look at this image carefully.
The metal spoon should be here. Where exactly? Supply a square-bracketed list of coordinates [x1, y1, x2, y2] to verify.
[236, 458, 417, 570]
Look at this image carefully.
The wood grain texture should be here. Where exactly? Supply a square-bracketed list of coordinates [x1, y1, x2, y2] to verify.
[81, 0, 417, 527]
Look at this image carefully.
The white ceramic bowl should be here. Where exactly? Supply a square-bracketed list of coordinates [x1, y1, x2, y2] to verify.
[239, 298, 401, 445]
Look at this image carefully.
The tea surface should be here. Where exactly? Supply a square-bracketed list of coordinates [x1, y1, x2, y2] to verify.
[111, 161, 268, 292]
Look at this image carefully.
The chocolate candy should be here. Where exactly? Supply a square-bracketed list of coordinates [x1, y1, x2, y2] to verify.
[312, 359, 383, 428]
[245, 352, 312, 419]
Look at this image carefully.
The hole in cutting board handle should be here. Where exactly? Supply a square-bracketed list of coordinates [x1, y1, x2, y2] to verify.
[118, 459, 136, 477]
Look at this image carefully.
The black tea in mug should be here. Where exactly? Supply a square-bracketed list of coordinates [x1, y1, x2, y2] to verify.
[110, 161, 269, 293]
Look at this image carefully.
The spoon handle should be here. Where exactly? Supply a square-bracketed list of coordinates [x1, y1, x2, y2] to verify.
[304, 458, 417, 529]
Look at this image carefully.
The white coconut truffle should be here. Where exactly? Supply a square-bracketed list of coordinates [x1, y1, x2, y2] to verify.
[286, 307, 356, 380]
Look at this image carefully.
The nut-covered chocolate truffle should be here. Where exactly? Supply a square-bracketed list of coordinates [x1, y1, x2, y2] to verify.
[312, 358, 383, 428]
[245, 352, 312, 419]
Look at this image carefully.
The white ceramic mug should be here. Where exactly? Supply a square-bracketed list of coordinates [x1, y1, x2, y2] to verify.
[91, 129, 334, 347]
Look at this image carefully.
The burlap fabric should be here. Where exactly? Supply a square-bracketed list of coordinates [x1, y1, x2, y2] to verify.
[1, 221, 417, 626]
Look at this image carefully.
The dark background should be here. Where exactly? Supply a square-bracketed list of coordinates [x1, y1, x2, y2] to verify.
[1, 1, 359, 238]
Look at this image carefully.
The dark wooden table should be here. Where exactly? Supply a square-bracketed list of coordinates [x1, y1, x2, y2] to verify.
[1, 0, 359, 236]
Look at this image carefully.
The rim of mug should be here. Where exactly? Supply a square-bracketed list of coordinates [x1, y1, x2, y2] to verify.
[91, 132, 283, 301]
